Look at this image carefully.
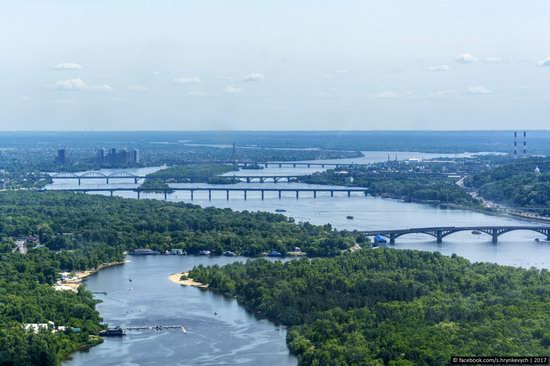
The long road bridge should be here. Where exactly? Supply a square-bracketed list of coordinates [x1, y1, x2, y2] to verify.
[363, 226, 550, 244]
[46, 187, 368, 200]
[44, 172, 306, 185]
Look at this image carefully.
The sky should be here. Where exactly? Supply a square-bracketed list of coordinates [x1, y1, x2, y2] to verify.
[1, 0, 550, 131]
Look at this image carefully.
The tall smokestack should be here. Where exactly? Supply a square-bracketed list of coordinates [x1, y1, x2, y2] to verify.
[523, 131, 527, 157]
[514, 131, 517, 159]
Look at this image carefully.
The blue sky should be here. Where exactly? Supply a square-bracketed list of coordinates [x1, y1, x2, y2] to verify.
[1, 0, 550, 130]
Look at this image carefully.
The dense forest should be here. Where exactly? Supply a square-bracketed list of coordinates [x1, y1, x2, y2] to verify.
[301, 168, 479, 207]
[0, 247, 108, 365]
[190, 249, 550, 365]
[0, 191, 361, 258]
[466, 157, 550, 216]
[0, 190, 366, 364]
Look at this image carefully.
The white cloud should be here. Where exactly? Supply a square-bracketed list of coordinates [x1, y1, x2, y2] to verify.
[366, 91, 412, 98]
[223, 86, 243, 94]
[52, 78, 112, 92]
[428, 64, 451, 71]
[243, 73, 265, 82]
[128, 84, 149, 92]
[467, 86, 491, 95]
[430, 90, 458, 98]
[53, 62, 82, 70]
[455, 53, 478, 64]
[188, 91, 206, 96]
[173, 76, 201, 84]
[485, 57, 503, 64]
[538, 57, 550, 67]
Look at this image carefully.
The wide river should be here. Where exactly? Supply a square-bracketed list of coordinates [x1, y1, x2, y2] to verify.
[59, 151, 550, 365]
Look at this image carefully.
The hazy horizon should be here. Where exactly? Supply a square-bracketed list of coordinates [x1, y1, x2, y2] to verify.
[2, 1, 550, 131]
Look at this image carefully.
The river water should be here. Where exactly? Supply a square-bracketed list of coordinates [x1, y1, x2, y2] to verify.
[58, 151, 550, 365]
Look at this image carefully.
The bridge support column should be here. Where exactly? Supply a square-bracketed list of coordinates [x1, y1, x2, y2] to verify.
[261, 190, 264, 200]
[347, 190, 351, 197]
[260, 178, 264, 183]
[265, 163, 269, 168]
[331, 190, 334, 197]
[110, 191, 113, 197]
[436, 231, 443, 244]
[208, 190, 212, 201]
[190, 190, 194, 200]
[321, 164, 325, 168]
[278, 163, 282, 168]
[247, 177, 251, 183]
[164, 192, 167, 201]
[307, 164, 311, 168]
[389, 234, 396, 245]
[78, 178, 81, 186]
[244, 191, 247, 200]
[226, 190, 229, 200]
[295, 191, 299, 199]
[135, 178, 138, 184]
[137, 191, 141, 199]
[278, 190, 282, 199]
[293, 163, 296, 168]
[492, 229, 498, 244]
[314, 191, 317, 198]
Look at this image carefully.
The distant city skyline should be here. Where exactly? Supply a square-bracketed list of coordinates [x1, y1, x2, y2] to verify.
[1, 0, 550, 130]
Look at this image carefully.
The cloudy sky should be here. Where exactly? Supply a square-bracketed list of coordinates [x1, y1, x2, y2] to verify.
[1, 0, 550, 130]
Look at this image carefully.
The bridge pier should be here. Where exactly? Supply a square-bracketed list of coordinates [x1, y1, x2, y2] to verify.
[389, 234, 396, 244]
[321, 164, 325, 168]
[331, 190, 334, 197]
[137, 191, 141, 199]
[246, 177, 251, 183]
[293, 163, 296, 168]
[278, 190, 282, 199]
[436, 230, 443, 244]
[265, 163, 269, 168]
[307, 164, 311, 168]
[110, 190, 113, 197]
[492, 229, 498, 244]
[135, 178, 138, 184]
[208, 190, 212, 201]
[278, 163, 282, 168]
[190, 190, 194, 200]
[295, 191, 299, 199]
[226, 190, 229, 200]
[260, 178, 264, 183]
[78, 178, 81, 186]
[164, 192, 167, 201]
[347, 190, 351, 197]
[244, 191, 247, 200]
[313, 191, 317, 198]
[261, 190, 264, 200]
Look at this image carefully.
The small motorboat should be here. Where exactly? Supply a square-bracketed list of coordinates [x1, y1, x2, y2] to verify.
[471, 230, 482, 235]
[275, 209, 287, 213]
[346, 215, 354, 220]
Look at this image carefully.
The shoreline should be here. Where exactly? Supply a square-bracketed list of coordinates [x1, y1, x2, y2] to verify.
[55, 260, 127, 292]
[169, 272, 208, 288]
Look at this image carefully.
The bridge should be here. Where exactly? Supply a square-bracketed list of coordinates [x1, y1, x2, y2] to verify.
[44, 172, 306, 185]
[363, 226, 550, 244]
[46, 187, 368, 200]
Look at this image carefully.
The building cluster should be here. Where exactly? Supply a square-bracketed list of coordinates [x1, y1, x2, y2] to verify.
[95, 148, 139, 165]
[55, 149, 67, 164]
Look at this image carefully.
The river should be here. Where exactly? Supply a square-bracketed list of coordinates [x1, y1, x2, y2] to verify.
[58, 151, 550, 365]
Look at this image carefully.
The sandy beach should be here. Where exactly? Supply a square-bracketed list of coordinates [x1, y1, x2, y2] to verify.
[55, 260, 126, 292]
[169, 272, 208, 288]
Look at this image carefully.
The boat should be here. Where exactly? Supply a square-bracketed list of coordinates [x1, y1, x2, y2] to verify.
[374, 234, 387, 244]
[275, 209, 287, 213]
[129, 248, 159, 256]
[99, 327, 125, 337]
[198, 250, 211, 256]
[471, 230, 482, 235]
[222, 251, 236, 256]
[267, 250, 282, 257]
[346, 215, 354, 220]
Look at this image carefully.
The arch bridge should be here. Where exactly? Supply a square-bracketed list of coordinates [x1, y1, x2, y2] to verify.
[363, 226, 550, 244]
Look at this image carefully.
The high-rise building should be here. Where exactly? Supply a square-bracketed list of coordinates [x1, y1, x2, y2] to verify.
[55, 149, 66, 164]
[128, 149, 139, 164]
[95, 148, 106, 164]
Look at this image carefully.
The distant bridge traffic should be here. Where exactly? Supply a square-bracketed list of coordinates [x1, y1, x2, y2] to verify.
[363, 226, 550, 244]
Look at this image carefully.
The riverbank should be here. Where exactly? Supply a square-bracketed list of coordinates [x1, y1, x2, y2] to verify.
[55, 260, 127, 292]
[169, 272, 208, 288]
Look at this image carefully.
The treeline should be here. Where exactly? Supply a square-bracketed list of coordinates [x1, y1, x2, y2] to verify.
[301, 168, 479, 207]
[0, 191, 362, 257]
[190, 249, 550, 365]
[0, 248, 105, 365]
[466, 157, 550, 216]
[145, 163, 239, 185]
